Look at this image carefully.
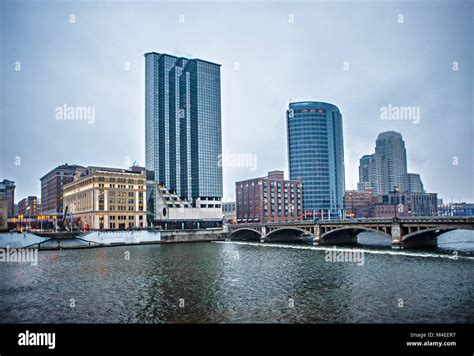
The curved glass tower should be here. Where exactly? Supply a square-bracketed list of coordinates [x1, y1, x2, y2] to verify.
[287, 101, 345, 217]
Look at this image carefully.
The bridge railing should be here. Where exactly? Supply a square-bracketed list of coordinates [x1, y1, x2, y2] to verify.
[231, 216, 474, 227]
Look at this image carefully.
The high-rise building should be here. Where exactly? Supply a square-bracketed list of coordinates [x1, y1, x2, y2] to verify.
[236, 170, 303, 223]
[405, 173, 424, 193]
[359, 132, 428, 196]
[0, 179, 15, 217]
[17, 196, 39, 217]
[63, 166, 147, 230]
[40, 164, 86, 215]
[144, 52, 223, 211]
[287, 101, 345, 216]
[373, 131, 408, 194]
[357, 154, 376, 191]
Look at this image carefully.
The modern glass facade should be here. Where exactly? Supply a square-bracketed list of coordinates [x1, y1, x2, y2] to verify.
[287, 101, 345, 216]
[405, 173, 424, 193]
[357, 154, 377, 191]
[145, 52, 223, 206]
[374, 131, 408, 195]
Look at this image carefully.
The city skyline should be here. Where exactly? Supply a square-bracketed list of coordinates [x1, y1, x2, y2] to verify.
[1, 1, 473, 203]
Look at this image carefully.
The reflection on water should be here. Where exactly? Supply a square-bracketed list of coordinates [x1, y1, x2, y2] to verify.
[0, 230, 472, 323]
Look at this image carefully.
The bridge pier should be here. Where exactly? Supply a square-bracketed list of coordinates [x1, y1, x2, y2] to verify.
[261, 226, 267, 242]
[391, 221, 402, 249]
[391, 221, 439, 249]
[313, 225, 321, 245]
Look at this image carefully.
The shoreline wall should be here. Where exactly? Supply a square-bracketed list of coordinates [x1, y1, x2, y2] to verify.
[0, 229, 227, 250]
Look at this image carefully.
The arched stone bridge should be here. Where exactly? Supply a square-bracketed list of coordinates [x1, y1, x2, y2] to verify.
[227, 217, 474, 249]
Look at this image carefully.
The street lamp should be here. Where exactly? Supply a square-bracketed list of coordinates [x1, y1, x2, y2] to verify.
[394, 186, 400, 219]
[26, 206, 31, 230]
[18, 214, 23, 232]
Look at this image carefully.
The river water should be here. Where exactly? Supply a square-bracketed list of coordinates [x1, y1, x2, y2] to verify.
[0, 231, 473, 323]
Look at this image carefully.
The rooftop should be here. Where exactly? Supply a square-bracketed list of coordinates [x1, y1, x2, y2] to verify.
[144, 51, 221, 67]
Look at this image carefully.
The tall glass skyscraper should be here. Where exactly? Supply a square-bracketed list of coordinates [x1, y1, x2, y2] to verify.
[374, 131, 408, 195]
[287, 101, 345, 216]
[145, 52, 223, 205]
[357, 154, 377, 191]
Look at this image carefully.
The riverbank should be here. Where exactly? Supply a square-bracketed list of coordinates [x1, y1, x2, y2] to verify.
[0, 229, 227, 251]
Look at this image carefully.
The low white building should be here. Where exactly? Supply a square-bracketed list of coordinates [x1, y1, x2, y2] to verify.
[148, 184, 223, 229]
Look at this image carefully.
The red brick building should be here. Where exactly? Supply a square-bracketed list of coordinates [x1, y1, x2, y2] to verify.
[236, 170, 303, 223]
[40, 164, 86, 215]
[371, 191, 437, 218]
[344, 190, 438, 218]
[344, 190, 373, 218]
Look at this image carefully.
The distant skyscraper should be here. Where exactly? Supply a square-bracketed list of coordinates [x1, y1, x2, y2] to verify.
[357, 154, 376, 191]
[406, 173, 424, 193]
[287, 101, 345, 215]
[144, 52, 223, 206]
[374, 131, 408, 194]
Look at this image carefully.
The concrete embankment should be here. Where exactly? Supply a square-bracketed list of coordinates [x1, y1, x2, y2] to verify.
[161, 229, 227, 243]
[0, 229, 227, 250]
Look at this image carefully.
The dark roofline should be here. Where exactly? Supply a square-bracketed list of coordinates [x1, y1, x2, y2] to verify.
[144, 52, 178, 59]
[1, 179, 15, 185]
[39, 164, 85, 181]
[289, 101, 340, 110]
[144, 52, 221, 66]
[86, 166, 143, 175]
[193, 58, 221, 67]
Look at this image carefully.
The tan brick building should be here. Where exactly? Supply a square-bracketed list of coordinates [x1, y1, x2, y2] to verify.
[63, 166, 147, 230]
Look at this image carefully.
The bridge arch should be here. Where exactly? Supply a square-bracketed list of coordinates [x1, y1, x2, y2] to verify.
[400, 226, 474, 247]
[402, 227, 451, 242]
[229, 228, 262, 241]
[319, 227, 392, 245]
[265, 227, 314, 242]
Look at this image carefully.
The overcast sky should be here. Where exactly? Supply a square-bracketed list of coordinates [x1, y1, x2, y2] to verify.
[1, 0, 472, 203]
